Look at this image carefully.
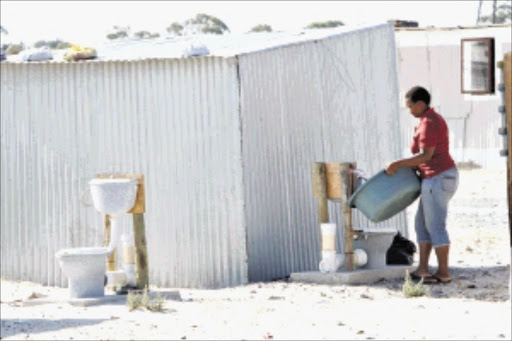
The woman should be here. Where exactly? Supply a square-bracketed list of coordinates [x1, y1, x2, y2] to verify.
[386, 86, 458, 284]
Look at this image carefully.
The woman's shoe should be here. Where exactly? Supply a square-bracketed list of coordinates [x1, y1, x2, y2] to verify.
[410, 271, 430, 281]
[423, 275, 451, 284]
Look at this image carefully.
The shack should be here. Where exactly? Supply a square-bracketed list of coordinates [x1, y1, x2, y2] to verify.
[0, 23, 404, 289]
[394, 24, 512, 169]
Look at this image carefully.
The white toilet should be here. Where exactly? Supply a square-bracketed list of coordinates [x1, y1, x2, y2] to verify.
[55, 247, 109, 298]
[353, 227, 397, 269]
[55, 178, 139, 299]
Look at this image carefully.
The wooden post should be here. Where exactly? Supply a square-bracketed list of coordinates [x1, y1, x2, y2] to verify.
[133, 213, 149, 289]
[339, 162, 356, 271]
[312, 162, 329, 224]
[504, 52, 512, 247]
[103, 214, 116, 272]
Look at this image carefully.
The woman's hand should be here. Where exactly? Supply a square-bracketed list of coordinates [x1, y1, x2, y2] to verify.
[385, 161, 400, 175]
[385, 148, 434, 175]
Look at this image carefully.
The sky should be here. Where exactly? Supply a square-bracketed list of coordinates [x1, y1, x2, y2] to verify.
[0, 1, 495, 46]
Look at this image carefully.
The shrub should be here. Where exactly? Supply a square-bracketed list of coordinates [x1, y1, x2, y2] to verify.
[306, 20, 344, 29]
[402, 270, 430, 298]
[126, 286, 165, 312]
[251, 24, 272, 33]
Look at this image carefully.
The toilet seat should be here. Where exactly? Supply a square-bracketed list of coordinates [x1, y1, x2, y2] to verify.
[353, 227, 397, 234]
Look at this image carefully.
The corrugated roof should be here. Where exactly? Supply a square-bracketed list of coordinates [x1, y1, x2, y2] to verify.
[3, 23, 389, 63]
[394, 23, 512, 31]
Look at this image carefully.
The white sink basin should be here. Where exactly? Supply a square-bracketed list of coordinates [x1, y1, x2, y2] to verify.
[89, 178, 138, 216]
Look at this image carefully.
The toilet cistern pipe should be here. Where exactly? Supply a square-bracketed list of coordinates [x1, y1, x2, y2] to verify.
[106, 266, 137, 287]
[106, 215, 121, 255]
[318, 223, 367, 272]
[106, 232, 137, 287]
[106, 271, 127, 287]
[318, 249, 367, 273]
[319, 223, 339, 273]
[319, 251, 344, 273]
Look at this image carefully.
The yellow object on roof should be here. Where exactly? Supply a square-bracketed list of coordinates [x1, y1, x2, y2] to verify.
[63, 45, 97, 62]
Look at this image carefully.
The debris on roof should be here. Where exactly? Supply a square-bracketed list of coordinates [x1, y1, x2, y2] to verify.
[2, 23, 391, 63]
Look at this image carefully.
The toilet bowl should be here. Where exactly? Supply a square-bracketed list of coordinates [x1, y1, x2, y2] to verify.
[353, 227, 397, 269]
[55, 247, 109, 298]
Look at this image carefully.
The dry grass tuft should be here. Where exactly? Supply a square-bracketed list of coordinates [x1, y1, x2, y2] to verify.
[126, 286, 165, 312]
[402, 270, 430, 298]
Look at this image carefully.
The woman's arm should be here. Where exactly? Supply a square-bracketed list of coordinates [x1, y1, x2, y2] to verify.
[385, 147, 435, 175]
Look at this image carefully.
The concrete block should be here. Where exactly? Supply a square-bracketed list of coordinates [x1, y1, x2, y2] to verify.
[290, 265, 415, 285]
[22, 289, 181, 307]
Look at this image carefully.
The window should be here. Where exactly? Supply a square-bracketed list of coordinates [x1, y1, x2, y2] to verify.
[461, 38, 495, 94]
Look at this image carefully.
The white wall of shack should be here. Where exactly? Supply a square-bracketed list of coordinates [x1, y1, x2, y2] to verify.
[239, 24, 408, 282]
[395, 26, 512, 169]
[0, 57, 249, 289]
[1, 24, 409, 288]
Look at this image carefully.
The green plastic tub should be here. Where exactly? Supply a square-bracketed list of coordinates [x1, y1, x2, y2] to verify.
[348, 167, 421, 222]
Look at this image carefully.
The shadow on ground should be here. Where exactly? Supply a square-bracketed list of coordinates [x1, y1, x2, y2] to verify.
[0, 318, 107, 339]
[363, 265, 511, 302]
[275, 265, 511, 302]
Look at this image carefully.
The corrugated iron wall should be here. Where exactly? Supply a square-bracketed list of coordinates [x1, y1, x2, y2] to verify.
[0, 57, 248, 289]
[1, 25, 410, 288]
[239, 25, 408, 282]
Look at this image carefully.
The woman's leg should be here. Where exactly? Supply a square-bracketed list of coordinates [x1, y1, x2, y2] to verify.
[434, 245, 450, 280]
[422, 168, 459, 282]
[412, 197, 433, 277]
[417, 242, 433, 275]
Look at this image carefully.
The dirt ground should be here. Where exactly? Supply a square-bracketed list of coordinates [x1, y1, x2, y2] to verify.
[1, 168, 511, 340]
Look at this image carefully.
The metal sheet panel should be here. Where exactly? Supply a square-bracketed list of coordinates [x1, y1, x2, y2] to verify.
[2, 23, 410, 288]
[239, 25, 407, 282]
[0, 57, 247, 289]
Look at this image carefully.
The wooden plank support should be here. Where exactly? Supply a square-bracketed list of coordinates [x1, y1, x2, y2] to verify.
[313, 161, 358, 271]
[504, 52, 512, 246]
[339, 162, 356, 271]
[312, 162, 329, 224]
[133, 213, 149, 289]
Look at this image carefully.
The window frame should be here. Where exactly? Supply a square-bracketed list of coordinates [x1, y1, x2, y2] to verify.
[461, 37, 495, 95]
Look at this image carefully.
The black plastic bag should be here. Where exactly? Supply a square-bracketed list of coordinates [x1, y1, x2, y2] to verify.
[392, 231, 416, 253]
[386, 247, 414, 265]
[386, 231, 416, 265]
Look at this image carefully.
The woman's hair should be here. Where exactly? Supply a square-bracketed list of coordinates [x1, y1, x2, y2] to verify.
[405, 86, 431, 106]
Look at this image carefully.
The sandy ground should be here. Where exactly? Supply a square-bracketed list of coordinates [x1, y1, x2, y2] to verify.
[1, 168, 511, 340]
